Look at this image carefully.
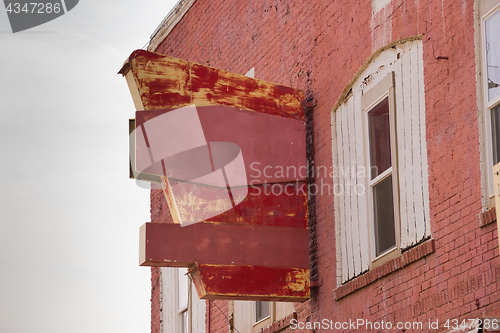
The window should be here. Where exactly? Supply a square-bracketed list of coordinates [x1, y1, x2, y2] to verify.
[232, 301, 294, 333]
[159, 267, 206, 333]
[178, 268, 189, 333]
[364, 84, 399, 261]
[252, 301, 272, 332]
[333, 39, 430, 283]
[484, 7, 500, 103]
[255, 301, 270, 323]
[482, 3, 500, 203]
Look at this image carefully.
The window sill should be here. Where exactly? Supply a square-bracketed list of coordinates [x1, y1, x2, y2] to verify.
[333, 239, 435, 300]
[478, 207, 496, 227]
[253, 315, 272, 332]
[255, 312, 297, 333]
[254, 315, 271, 327]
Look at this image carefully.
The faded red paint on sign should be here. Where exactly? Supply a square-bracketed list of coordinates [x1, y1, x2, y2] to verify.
[141, 223, 309, 268]
[121, 50, 309, 301]
[120, 50, 305, 120]
[192, 265, 310, 302]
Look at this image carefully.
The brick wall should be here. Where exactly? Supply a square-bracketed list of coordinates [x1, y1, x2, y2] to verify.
[147, 0, 500, 331]
[206, 300, 229, 333]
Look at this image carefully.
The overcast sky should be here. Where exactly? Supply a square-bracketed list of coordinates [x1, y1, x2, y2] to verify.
[0, 1, 178, 332]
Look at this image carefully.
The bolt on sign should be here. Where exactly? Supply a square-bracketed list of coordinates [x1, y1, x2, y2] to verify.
[119, 50, 310, 301]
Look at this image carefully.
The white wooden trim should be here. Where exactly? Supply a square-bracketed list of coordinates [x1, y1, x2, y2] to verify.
[389, 82, 402, 258]
[488, 95, 500, 110]
[347, 95, 362, 275]
[253, 301, 272, 331]
[354, 91, 370, 272]
[332, 103, 344, 285]
[369, 167, 393, 187]
[363, 100, 377, 267]
[395, 57, 408, 248]
[411, 44, 426, 240]
[161, 267, 206, 333]
[364, 81, 399, 263]
[361, 74, 394, 111]
[337, 105, 349, 282]
[232, 301, 253, 333]
[480, 0, 500, 17]
[410, 44, 425, 242]
[482, 3, 500, 201]
[372, 245, 398, 262]
[148, 0, 198, 52]
[341, 100, 355, 279]
[417, 43, 431, 237]
[334, 39, 429, 282]
[402, 45, 417, 247]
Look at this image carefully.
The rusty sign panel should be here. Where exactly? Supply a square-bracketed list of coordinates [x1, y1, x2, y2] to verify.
[120, 50, 309, 302]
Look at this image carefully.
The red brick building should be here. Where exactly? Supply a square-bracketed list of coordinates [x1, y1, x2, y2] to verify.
[129, 0, 500, 331]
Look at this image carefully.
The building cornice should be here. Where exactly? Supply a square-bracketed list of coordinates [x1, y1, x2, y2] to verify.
[147, 0, 197, 52]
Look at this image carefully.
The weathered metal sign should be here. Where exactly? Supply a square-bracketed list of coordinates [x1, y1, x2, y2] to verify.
[120, 50, 310, 301]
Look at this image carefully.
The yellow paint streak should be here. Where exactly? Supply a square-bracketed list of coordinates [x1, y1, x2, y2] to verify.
[161, 176, 181, 224]
[129, 51, 304, 119]
[286, 269, 309, 292]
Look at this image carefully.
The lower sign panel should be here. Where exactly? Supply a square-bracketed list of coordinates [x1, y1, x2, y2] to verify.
[192, 264, 310, 302]
[139, 222, 310, 302]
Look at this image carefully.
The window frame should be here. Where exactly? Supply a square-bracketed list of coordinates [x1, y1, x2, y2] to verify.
[481, 2, 500, 206]
[361, 72, 401, 268]
[232, 300, 294, 333]
[176, 267, 190, 333]
[254, 301, 270, 323]
[252, 301, 274, 332]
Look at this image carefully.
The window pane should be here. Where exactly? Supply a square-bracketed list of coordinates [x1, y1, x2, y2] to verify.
[368, 97, 392, 179]
[486, 9, 500, 102]
[492, 105, 500, 164]
[255, 301, 270, 322]
[178, 268, 189, 311]
[373, 175, 396, 256]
